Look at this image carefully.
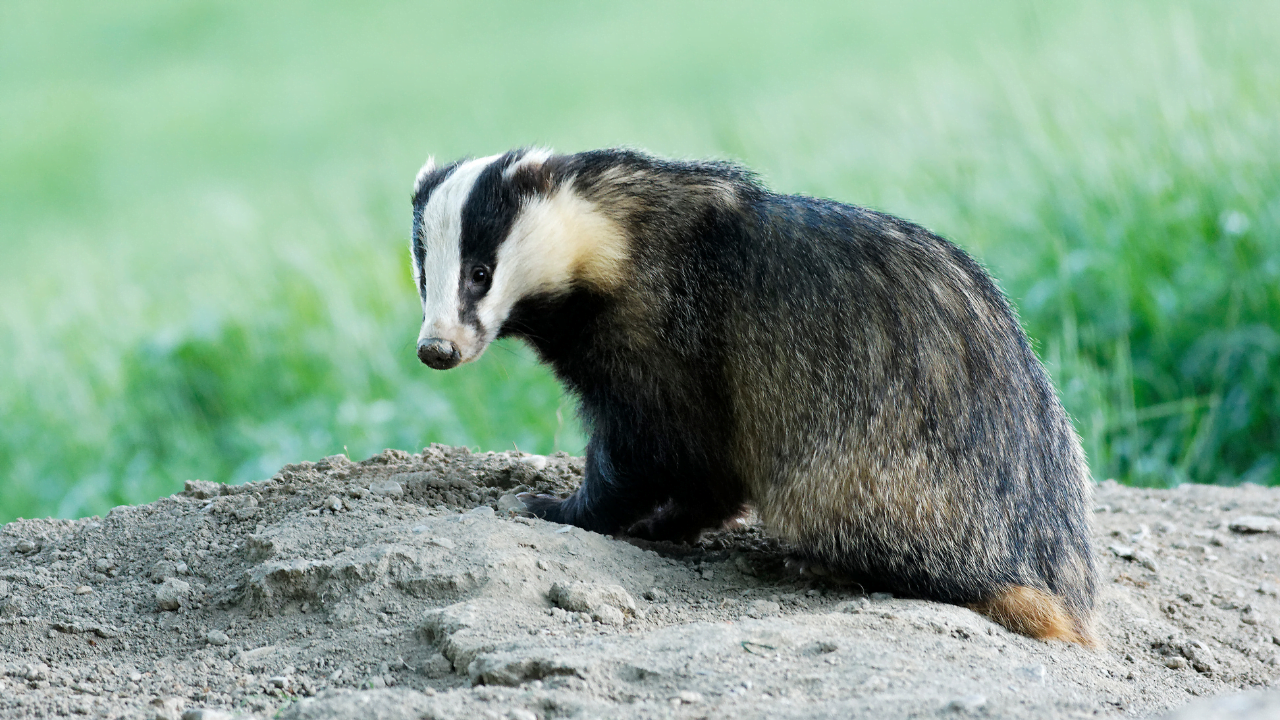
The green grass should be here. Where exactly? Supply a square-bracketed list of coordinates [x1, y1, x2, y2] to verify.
[2, 0, 1277, 523]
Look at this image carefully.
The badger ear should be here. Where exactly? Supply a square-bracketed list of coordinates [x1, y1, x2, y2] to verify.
[504, 148, 555, 198]
[413, 156, 438, 195]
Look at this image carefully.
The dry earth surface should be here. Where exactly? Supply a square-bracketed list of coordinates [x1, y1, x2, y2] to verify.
[2, 445, 1280, 719]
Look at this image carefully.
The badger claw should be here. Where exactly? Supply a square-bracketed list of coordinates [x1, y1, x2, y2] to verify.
[515, 492, 566, 522]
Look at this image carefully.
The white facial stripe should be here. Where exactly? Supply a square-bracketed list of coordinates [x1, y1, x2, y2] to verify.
[475, 186, 629, 335]
[415, 153, 504, 346]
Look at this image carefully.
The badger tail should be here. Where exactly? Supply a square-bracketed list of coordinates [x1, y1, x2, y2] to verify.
[969, 586, 1100, 648]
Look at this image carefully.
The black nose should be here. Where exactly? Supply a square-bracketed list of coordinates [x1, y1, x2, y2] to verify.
[417, 338, 461, 369]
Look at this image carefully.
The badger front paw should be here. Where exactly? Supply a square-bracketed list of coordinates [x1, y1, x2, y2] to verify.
[516, 492, 567, 523]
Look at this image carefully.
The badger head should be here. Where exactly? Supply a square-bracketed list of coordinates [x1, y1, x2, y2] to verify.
[410, 148, 629, 369]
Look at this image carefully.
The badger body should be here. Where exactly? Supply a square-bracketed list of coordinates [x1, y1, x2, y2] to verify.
[410, 148, 1098, 645]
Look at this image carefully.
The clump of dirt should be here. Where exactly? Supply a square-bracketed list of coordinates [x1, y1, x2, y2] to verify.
[1, 446, 1278, 719]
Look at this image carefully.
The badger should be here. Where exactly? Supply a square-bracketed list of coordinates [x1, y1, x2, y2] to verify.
[409, 148, 1098, 646]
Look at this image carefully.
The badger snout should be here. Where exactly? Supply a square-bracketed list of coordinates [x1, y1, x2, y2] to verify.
[417, 338, 461, 369]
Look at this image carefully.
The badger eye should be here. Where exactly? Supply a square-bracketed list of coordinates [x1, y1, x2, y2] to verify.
[469, 266, 490, 288]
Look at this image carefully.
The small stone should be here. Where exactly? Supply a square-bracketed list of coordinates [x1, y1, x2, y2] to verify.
[323, 496, 343, 512]
[368, 675, 386, 689]
[150, 560, 179, 581]
[156, 578, 191, 611]
[0, 580, 9, 598]
[151, 697, 186, 720]
[509, 709, 538, 720]
[593, 605, 625, 625]
[1164, 656, 1188, 669]
[746, 600, 781, 618]
[1109, 544, 1134, 559]
[1230, 516, 1280, 534]
[674, 691, 704, 704]
[184, 480, 222, 499]
[870, 592, 893, 601]
[369, 481, 403, 497]
[536, 559, 550, 571]
[520, 455, 549, 471]
[74, 586, 93, 595]
[549, 581, 637, 619]
[944, 695, 987, 713]
[206, 630, 229, 646]
[469, 505, 495, 518]
[15, 540, 37, 554]
[429, 537, 456, 550]
[644, 588, 668, 602]
[268, 676, 288, 688]
[497, 494, 528, 515]
[183, 709, 234, 720]
[1018, 664, 1046, 683]
[94, 558, 115, 574]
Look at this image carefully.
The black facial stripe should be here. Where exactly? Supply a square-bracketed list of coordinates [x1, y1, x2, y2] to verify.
[411, 161, 462, 299]
[457, 151, 525, 330]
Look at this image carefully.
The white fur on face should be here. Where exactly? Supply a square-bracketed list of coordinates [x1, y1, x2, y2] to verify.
[414, 153, 503, 359]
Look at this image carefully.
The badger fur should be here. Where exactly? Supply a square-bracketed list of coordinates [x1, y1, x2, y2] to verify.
[410, 148, 1098, 646]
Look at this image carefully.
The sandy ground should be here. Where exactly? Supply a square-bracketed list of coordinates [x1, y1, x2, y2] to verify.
[2, 445, 1279, 720]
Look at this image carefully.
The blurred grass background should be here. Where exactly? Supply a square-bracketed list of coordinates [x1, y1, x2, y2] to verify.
[2, 0, 1277, 523]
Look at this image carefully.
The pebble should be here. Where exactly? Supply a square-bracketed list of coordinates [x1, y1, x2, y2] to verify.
[644, 588, 668, 602]
[15, 540, 37, 554]
[74, 586, 93, 595]
[323, 496, 343, 512]
[1110, 544, 1159, 571]
[0, 580, 9, 598]
[1165, 656, 1188, 669]
[369, 481, 404, 498]
[673, 691, 704, 704]
[944, 695, 987, 713]
[536, 559, 550, 571]
[1018, 664, 1047, 683]
[497, 494, 527, 515]
[156, 578, 191, 611]
[206, 630, 230, 646]
[184, 480, 222, 499]
[509, 709, 538, 720]
[1230, 516, 1280, 534]
[469, 506, 495, 518]
[182, 710, 234, 720]
[151, 697, 186, 720]
[593, 605, 625, 626]
[746, 600, 781, 618]
[268, 676, 288, 688]
[520, 455, 548, 471]
[429, 537, 456, 550]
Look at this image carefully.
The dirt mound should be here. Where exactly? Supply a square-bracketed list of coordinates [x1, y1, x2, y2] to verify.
[2, 446, 1279, 719]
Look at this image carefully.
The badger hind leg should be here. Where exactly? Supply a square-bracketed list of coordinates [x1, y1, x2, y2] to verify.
[969, 586, 1099, 648]
[627, 498, 747, 543]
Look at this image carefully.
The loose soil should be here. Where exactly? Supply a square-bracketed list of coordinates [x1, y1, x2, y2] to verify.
[2, 446, 1279, 719]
